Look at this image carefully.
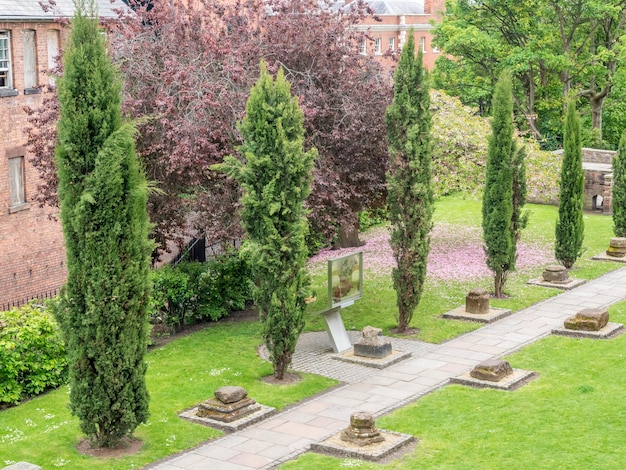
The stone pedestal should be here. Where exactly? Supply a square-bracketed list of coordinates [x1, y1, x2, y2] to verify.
[564, 308, 609, 331]
[465, 289, 490, 314]
[606, 237, 626, 257]
[196, 386, 260, 423]
[470, 359, 513, 382]
[542, 265, 570, 283]
[340, 412, 385, 446]
[353, 326, 392, 359]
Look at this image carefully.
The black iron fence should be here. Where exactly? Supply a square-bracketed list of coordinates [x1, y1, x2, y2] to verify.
[1, 288, 59, 313]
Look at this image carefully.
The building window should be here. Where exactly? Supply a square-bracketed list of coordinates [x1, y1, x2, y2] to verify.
[47, 29, 60, 87]
[9, 156, 26, 209]
[388, 37, 395, 51]
[0, 31, 12, 89]
[360, 38, 367, 55]
[420, 36, 426, 53]
[23, 30, 38, 90]
[375, 38, 382, 55]
[433, 44, 440, 53]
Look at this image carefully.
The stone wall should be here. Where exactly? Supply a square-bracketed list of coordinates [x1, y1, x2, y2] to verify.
[581, 147, 615, 165]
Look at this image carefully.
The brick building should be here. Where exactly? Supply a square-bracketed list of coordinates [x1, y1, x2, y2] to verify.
[0, 0, 126, 310]
[342, 0, 446, 70]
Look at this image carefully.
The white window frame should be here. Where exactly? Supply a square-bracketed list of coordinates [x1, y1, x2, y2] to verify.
[388, 37, 395, 51]
[0, 30, 13, 89]
[360, 38, 367, 55]
[420, 36, 426, 53]
[9, 156, 26, 210]
[375, 38, 382, 55]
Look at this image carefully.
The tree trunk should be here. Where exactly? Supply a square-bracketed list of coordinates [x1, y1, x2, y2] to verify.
[590, 93, 605, 142]
[334, 213, 364, 249]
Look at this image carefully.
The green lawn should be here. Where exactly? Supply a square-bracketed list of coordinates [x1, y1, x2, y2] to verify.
[1, 195, 623, 468]
[305, 196, 621, 343]
[281, 301, 626, 470]
[0, 321, 336, 469]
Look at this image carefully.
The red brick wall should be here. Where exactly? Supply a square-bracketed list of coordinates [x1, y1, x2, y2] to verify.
[0, 21, 67, 310]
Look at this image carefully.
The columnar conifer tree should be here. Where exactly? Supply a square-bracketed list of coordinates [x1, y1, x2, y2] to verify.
[512, 143, 529, 243]
[555, 100, 585, 268]
[612, 131, 626, 237]
[482, 71, 515, 298]
[54, 1, 151, 447]
[216, 63, 316, 380]
[385, 34, 434, 333]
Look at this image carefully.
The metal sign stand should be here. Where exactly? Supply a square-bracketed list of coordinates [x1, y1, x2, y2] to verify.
[320, 306, 351, 353]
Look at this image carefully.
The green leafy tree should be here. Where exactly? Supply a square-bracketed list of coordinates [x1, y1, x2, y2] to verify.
[555, 100, 585, 268]
[612, 131, 626, 236]
[385, 34, 434, 333]
[215, 63, 316, 380]
[54, 1, 151, 447]
[482, 71, 516, 298]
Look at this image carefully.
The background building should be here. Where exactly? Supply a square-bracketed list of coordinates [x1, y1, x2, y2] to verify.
[0, 0, 126, 310]
[342, 0, 445, 70]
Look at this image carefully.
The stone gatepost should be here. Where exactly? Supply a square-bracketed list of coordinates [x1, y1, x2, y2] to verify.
[196, 386, 260, 423]
[564, 308, 609, 331]
[470, 359, 513, 382]
[606, 237, 626, 258]
[340, 411, 385, 446]
[465, 289, 490, 314]
[542, 265, 569, 283]
[353, 326, 392, 359]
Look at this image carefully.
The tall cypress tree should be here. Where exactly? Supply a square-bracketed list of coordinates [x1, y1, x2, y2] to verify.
[512, 142, 529, 243]
[216, 63, 316, 380]
[612, 131, 626, 237]
[54, 1, 151, 447]
[385, 33, 434, 333]
[482, 71, 515, 298]
[555, 100, 585, 268]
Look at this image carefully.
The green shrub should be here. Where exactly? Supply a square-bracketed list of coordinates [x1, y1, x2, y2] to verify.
[358, 207, 389, 231]
[149, 251, 253, 330]
[0, 304, 68, 406]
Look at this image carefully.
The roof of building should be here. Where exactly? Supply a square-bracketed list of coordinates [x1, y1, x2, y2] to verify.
[366, 0, 424, 14]
[335, 0, 425, 15]
[0, 0, 129, 21]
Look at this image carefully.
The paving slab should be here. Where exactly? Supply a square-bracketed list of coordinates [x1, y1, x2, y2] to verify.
[147, 266, 626, 470]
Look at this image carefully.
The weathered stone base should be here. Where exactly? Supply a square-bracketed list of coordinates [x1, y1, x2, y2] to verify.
[179, 404, 276, 432]
[441, 306, 512, 324]
[332, 349, 412, 369]
[2, 463, 42, 470]
[552, 322, 624, 339]
[591, 252, 626, 263]
[311, 430, 415, 462]
[450, 368, 537, 391]
[526, 277, 586, 290]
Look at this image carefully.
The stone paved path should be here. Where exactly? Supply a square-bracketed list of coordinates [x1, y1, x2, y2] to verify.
[146, 266, 626, 470]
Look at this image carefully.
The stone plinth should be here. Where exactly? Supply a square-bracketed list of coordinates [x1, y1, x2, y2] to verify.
[564, 308, 609, 331]
[196, 386, 260, 423]
[340, 412, 385, 446]
[542, 265, 569, 283]
[451, 368, 537, 391]
[465, 289, 490, 314]
[353, 326, 392, 359]
[2, 464, 42, 470]
[442, 305, 512, 323]
[606, 237, 626, 257]
[552, 322, 624, 340]
[470, 359, 513, 382]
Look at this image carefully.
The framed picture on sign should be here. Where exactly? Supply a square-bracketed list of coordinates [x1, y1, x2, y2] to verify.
[328, 251, 363, 308]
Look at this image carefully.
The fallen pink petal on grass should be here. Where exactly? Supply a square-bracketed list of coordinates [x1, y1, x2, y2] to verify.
[308, 223, 554, 282]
